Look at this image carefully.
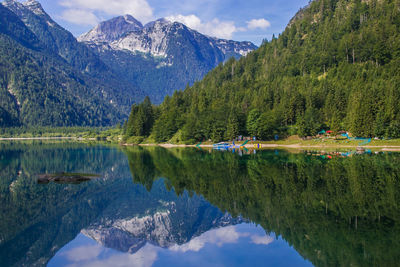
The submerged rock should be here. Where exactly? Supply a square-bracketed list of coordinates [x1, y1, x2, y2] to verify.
[37, 172, 100, 184]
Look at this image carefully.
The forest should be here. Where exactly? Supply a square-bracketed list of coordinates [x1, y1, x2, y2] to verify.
[0, 2, 134, 127]
[124, 0, 400, 143]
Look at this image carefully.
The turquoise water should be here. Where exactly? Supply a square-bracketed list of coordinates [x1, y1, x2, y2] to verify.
[1, 142, 399, 266]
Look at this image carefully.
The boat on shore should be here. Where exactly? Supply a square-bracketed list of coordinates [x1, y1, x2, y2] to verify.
[213, 142, 230, 150]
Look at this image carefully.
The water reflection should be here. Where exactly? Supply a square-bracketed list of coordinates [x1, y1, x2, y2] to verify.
[49, 224, 311, 267]
[0, 142, 399, 266]
[124, 146, 400, 266]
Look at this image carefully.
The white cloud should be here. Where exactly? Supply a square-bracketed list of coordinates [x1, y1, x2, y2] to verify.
[165, 15, 271, 39]
[60, 9, 99, 26]
[247, 18, 271, 30]
[170, 225, 244, 253]
[251, 234, 274, 245]
[166, 14, 238, 39]
[62, 244, 158, 267]
[59, 0, 153, 24]
[63, 244, 102, 262]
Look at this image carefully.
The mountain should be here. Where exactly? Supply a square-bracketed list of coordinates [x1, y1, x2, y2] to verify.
[0, 0, 142, 126]
[3, 0, 106, 73]
[0, 1, 40, 49]
[0, 0, 256, 126]
[79, 16, 257, 104]
[0, 2, 122, 126]
[125, 0, 400, 142]
[79, 16, 255, 58]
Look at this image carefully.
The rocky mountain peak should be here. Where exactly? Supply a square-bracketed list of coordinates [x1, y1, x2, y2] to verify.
[144, 18, 171, 29]
[2, 0, 45, 16]
[2, 0, 23, 10]
[122, 14, 142, 25]
[80, 15, 256, 59]
[23, 0, 45, 16]
[2, 0, 52, 23]
[78, 14, 143, 43]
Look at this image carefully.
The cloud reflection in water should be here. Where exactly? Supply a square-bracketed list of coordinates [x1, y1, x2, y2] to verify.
[49, 223, 311, 267]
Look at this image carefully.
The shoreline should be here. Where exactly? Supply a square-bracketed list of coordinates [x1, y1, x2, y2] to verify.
[0, 137, 96, 141]
[123, 143, 400, 151]
[0, 137, 75, 140]
[2, 138, 400, 152]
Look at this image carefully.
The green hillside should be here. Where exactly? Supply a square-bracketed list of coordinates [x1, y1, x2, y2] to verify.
[125, 0, 400, 142]
[0, 4, 125, 127]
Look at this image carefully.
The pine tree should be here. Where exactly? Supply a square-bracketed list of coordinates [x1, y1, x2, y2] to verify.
[225, 111, 239, 140]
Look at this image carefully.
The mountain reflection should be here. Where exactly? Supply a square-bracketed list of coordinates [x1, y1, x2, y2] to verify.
[0, 142, 243, 266]
[80, 177, 242, 254]
[0, 142, 399, 266]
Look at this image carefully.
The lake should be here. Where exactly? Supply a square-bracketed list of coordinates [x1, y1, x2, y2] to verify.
[0, 142, 399, 266]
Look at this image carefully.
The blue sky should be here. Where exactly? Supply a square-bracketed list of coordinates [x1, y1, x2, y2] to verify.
[32, 0, 310, 45]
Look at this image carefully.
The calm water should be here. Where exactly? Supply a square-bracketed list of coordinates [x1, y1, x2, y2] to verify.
[1, 142, 399, 267]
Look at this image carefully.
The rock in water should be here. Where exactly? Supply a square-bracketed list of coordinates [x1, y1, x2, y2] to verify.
[37, 172, 100, 184]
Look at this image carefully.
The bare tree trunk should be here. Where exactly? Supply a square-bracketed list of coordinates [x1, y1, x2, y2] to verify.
[355, 215, 358, 230]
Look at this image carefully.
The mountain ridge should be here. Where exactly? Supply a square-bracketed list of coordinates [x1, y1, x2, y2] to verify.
[79, 15, 257, 103]
[79, 15, 256, 59]
[3, 0, 109, 74]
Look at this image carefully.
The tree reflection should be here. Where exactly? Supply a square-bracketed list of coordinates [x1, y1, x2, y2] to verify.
[125, 147, 400, 266]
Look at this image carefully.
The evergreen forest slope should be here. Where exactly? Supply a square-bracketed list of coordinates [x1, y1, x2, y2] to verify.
[0, 1, 138, 127]
[125, 0, 400, 142]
